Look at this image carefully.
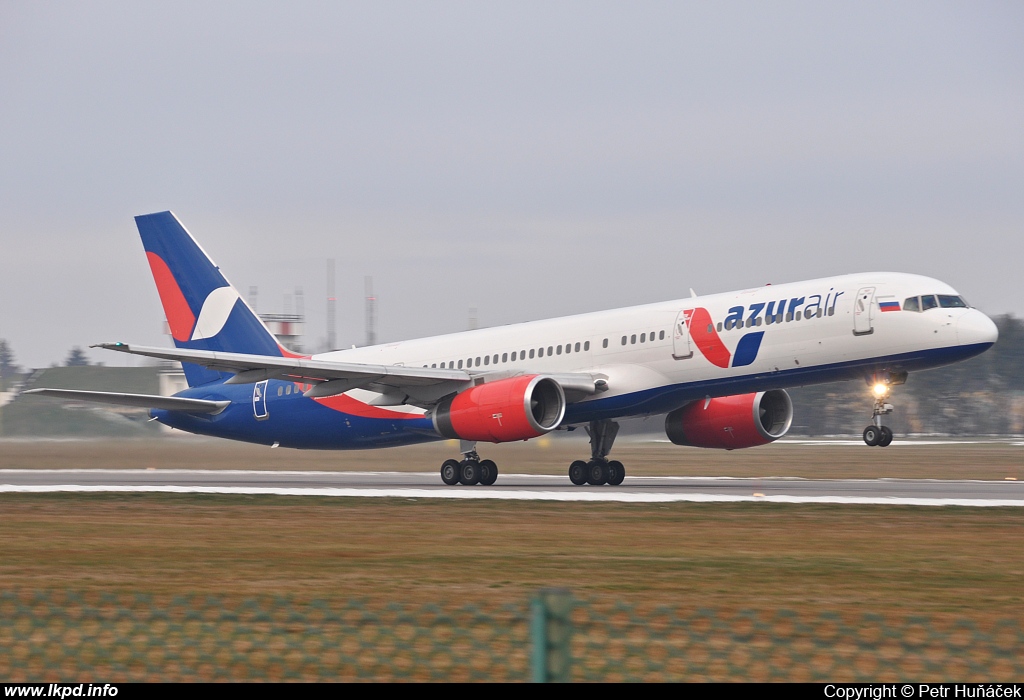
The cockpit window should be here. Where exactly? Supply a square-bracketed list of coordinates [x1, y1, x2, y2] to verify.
[921, 295, 938, 311]
[904, 297, 920, 312]
[938, 295, 968, 309]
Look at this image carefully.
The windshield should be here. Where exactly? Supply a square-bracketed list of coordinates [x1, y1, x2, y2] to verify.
[903, 294, 969, 312]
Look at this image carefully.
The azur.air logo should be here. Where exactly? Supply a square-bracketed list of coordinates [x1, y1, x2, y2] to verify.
[681, 308, 764, 369]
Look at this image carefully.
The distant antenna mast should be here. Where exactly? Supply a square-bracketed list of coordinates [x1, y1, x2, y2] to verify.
[326, 259, 336, 351]
[365, 276, 377, 347]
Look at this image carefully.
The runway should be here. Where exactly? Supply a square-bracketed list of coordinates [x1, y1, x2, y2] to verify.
[2, 469, 1023, 507]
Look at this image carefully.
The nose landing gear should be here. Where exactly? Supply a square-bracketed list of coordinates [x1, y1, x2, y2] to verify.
[862, 374, 902, 447]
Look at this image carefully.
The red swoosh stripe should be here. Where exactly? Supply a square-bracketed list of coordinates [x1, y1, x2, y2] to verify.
[688, 307, 732, 369]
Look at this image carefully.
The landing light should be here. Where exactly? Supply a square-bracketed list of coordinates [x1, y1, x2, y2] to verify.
[872, 383, 890, 398]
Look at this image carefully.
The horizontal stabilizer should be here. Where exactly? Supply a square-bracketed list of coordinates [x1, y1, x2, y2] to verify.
[22, 389, 230, 414]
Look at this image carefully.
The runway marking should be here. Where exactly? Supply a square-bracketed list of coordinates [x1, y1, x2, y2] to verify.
[1, 484, 1023, 507]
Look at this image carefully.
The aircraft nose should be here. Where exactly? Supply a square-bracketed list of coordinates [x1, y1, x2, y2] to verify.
[956, 309, 999, 347]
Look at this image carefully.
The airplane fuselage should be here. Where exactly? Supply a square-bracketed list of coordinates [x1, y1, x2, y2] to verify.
[155, 271, 997, 449]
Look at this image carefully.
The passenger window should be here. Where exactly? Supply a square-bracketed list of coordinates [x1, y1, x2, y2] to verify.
[716, 322, 723, 332]
[484, 355, 489, 365]
[458, 360, 463, 369]
[502, 353, 508, 363]
[602, 338, 608, 348]
[640, 333, 646, 343]
[755, 317, 762, 327]
[529, 349, 535, 359]
[938, 295, 967, 309]
[707, 324, 713, 333]
[796, 311, 802, 321]
[659, 330, 665, 340]
[921, 295, 938, 311]
[548, 346, 553, 355]
[575, 342, 581, 352]
[621, 336, 627, 345]
[556, 345, 562, 355]
[631, 334, 637, 344]
[904, 297, 920, 312]
[277, 386, 283, 396]
[584, 341, 590, 351]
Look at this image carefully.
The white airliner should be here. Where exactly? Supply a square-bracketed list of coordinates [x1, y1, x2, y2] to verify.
[26, 212, 999, 486]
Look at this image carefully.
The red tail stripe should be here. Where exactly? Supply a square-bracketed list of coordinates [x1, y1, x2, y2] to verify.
[146, 252, 195, 342]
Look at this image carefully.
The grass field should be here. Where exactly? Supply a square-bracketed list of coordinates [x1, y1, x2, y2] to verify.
[1, 491, 1023, 621]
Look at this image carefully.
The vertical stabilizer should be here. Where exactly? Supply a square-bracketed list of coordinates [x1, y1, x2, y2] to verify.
[135, 211, 289, 386]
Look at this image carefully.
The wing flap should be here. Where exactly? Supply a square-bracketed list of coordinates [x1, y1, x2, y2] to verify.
[22, 389, 230, 414]
[91, 343, 609, 404]
[93, 343, 469, 389]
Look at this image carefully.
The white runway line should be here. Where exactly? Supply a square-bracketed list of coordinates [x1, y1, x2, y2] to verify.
[2, 483, 1023, 507]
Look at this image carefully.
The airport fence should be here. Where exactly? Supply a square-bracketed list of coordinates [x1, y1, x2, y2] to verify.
[2, 590, 1022, 682]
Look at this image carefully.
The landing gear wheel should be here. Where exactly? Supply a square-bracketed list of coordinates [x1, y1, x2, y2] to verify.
[459, 460, 480, 486]
[878, 426, 893, 447]
[863, 425, 881, 447]
[441, 459, 461, 485]
[569, 460, 588, 486]
[606, 460, 625, 486]
[586, 460, 608, 486]
[478, 459, 498, 486]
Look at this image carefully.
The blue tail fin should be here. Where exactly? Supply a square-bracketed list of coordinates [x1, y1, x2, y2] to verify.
[135, 211, 290, 387]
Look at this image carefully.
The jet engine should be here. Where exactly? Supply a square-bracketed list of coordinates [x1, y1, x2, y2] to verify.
[432, 375, 566, 443]
[664, 390, 793, 449]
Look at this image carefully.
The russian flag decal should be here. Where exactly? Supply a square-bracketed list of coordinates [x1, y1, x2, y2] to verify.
[879, 301, 901, 312]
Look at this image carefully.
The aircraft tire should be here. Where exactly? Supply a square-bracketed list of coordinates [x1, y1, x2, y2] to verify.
[863, 426, 881, 447]
[606, 460, 625, 486]
[478, 459, 499, 486]
[878, 426, 893, 447]
[569, 460, 588, 486]
[459, 460, 480, 486]
[441, 459, 461, 486]
[586, 460, 608, 486]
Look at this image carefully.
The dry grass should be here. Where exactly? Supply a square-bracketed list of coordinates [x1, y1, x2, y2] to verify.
[1, 493, 1023, 624]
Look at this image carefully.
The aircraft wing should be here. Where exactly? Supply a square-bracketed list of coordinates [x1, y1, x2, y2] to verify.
[93, 343, 607, 404]
[22, 388, 230, 414]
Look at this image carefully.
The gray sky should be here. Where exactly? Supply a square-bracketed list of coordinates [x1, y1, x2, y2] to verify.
[1, 1, 1021, 369]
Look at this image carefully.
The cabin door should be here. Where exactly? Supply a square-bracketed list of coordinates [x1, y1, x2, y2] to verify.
[853, 287, 876, 336]
[672, 309, 694, 359]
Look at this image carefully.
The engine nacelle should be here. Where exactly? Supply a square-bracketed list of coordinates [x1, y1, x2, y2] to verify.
[665, 389, 793, 450]
[432, 375, 566, 443]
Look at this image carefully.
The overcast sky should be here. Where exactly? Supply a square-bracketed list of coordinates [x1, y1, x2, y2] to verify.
[1, 1, 1021, 369]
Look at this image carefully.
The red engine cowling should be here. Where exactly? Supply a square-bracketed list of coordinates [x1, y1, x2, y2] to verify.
[432, 375, 566, 443]
[665, 390, 793, 449]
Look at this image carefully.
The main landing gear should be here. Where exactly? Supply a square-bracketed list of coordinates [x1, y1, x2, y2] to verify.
[568, 419, 625, 486]
[440, 441, 499, 486]
[862, 374, 904, 447]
